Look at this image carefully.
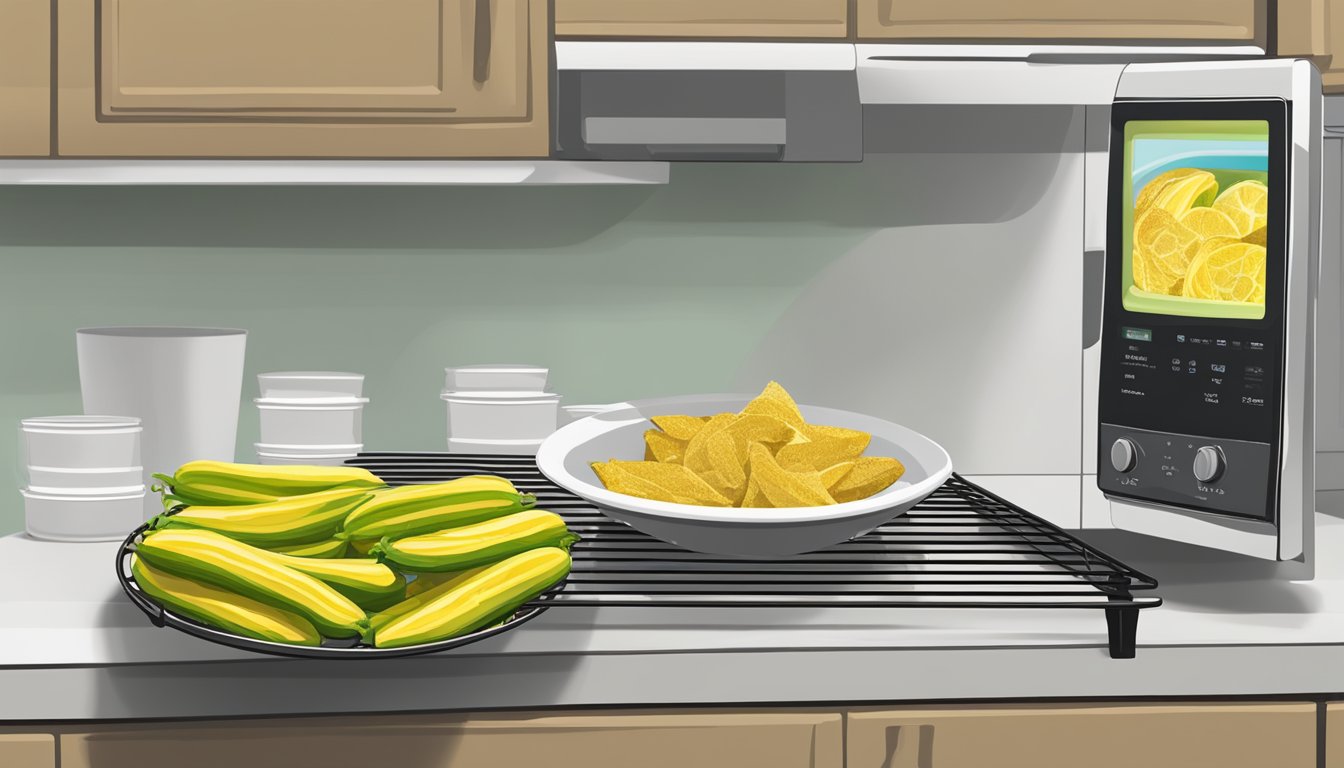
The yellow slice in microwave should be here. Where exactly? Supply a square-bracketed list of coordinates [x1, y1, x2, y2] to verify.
[1242, 225, 1267, 247]
[1179, 206, 1241, 240]
[831, 457, 907, 504]
[1135, 207, 1201, 285]
[747, 443, 835, 507]
[650, 415, 711, 442]
[1184, 242, 1266, 303]
[1212, 180, 1269, 237]
[1182, 237, 1240, 299]
[1149, 170, 1218, 215]
[591, 460, 732, 506]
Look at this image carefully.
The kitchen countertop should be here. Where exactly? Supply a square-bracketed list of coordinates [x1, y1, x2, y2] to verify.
[2, 510, 1343, 722]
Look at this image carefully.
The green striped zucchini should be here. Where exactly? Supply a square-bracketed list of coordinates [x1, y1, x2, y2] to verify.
[369, 509, 577, 573]
[339, 476, 535, 541]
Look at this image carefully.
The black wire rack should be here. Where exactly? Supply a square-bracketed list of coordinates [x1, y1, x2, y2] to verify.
[347, 453, 1162, 658]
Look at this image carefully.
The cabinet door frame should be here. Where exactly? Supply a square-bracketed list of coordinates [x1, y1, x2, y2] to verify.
[0, 0, 52, 156]
[554, 0, 851, 39]
[56, 0, 551, 158]
[856, 0, 1264, 45]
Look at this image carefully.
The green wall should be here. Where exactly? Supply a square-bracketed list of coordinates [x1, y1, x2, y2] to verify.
[0, 164, 880, 535]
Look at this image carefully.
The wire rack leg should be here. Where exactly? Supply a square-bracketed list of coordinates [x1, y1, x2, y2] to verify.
[1105, 604, 1139, 659]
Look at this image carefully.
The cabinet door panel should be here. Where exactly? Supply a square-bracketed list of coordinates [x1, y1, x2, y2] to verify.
[58, 0, 549, 157]
[0, 0, 51, 156]
[0, 733, 56, 768]
[62, 710, 844, 768]
[848, 703, 1316, 768]
[555, 0, 849, 39]
[101, 0, 528, 120]
[858, 1, 1261, 43]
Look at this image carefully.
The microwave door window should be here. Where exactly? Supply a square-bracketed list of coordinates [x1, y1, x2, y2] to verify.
[1122, 121, 1270, 321]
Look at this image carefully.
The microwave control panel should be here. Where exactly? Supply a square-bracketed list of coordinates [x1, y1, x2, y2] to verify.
[1097, 323, 1281, 521]
[1097, 424, 1272, 520]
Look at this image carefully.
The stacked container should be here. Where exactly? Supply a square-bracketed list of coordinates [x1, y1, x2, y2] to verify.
[254, 372, 367, 465]
[442, 365, 560, 455]
[19, 415, 146, 541]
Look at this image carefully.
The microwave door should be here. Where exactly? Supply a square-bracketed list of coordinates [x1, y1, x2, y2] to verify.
[1096, 60, 1321, 562]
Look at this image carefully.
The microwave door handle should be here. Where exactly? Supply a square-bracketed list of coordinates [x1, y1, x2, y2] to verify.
[473, 0, 492, 84]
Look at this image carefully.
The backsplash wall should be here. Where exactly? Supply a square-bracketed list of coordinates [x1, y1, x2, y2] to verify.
[0, 106, 1083, 535]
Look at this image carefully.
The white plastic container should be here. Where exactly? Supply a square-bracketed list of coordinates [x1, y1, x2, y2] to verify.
[441, 391, 560, 442]
[447, 437, 546, 455]
[255, 443, 363, 466]
[76, 326, 247, 519]
[23, 488, 146, 542]
[445, 365, 548, 392]
[255, 397, 368, 447]
[20, 416, 143, 469]
[258, 371, 365, 400]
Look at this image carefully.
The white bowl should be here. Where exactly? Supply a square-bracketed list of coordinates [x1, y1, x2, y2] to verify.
[536, 394, 953, 557]
[441, 391, 560, 441]
[20, 415, 142, 469]
[445, 365, 548, 392]
[258, 371, 365, 399]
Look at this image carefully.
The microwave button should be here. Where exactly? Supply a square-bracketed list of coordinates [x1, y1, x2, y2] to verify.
[1110, 438, 1138, 473]
[1192, 445, 1226, 484]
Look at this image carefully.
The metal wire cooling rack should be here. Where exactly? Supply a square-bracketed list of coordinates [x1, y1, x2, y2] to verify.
[347, 453, 1161, 658]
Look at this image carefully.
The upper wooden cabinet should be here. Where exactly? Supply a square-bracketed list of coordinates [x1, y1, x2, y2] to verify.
[554, 0, 849, 39]
[56, 0, 550, 157]
[0, 733, 55, 768]
[1328, 702, 1344, 768]
[1278, 0, 1344, 93]
[0, 0, 51, 156]
[847, 703, 1317, 768]
[857, 1, 1263, 44]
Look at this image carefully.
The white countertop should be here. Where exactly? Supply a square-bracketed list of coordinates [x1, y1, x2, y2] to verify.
[2, 513, 1343, 721]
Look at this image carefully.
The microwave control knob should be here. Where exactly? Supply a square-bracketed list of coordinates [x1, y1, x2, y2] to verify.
[1193, 446, 1226, 483]
[1110, 438, 1138, 473]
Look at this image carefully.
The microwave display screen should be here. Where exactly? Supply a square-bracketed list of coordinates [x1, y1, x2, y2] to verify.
[1122, 120, 1270, 320]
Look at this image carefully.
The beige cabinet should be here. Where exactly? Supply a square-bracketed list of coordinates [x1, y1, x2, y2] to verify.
[1278, 0, 1344, 93]
[56, 0, 550, 157]
[847, 702, 1317, 768]
[0, 733, 55, 768]
[555, 0, 849, 39]
[61, 710, 843, 768]
[0, 0, 51, 156]
[1329, 702, 1344, 768]
[857, 1, 1262, 44]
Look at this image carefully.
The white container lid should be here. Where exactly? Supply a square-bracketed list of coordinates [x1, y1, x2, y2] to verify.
[20, 415, 142, 433]
[440, 391, 561, 404]
[258, 371, 366, 399]
[444, 364, 549, 391]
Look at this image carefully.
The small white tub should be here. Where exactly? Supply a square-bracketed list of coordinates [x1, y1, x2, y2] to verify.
[441, 391, 560, 442]
[255, 443, 363, 466]
[19, 415, 142, 470]
[23, 487, 147, 542]
[24, 465, 145, 494]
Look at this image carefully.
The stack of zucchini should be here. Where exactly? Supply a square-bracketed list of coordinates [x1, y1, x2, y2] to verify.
[131, 461, 577, 650]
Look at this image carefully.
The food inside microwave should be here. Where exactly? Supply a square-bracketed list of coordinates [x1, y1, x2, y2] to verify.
[1128, 168, 1268, 309]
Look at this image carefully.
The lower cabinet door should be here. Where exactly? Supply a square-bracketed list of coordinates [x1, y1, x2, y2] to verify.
[0, 733, 56, 768]
[847, 703, 1316, 768]
[61, 710, 843, 768]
